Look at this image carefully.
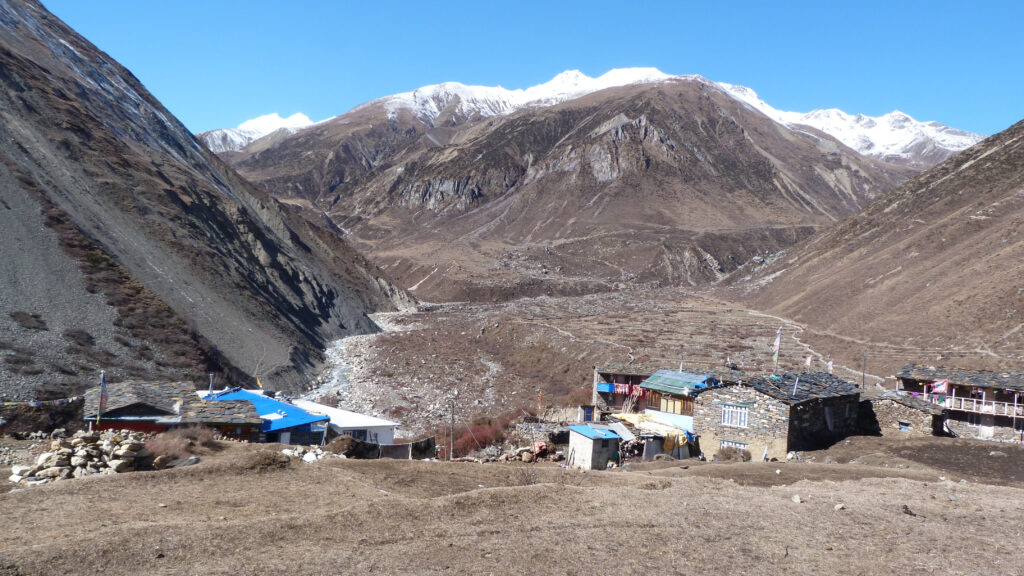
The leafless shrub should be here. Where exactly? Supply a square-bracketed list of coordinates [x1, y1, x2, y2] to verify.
[509, 464, 538, 486]
[10, 311, 46, 331]
[717, 446, 752, 462]
[62, 328, 94, 347]
[237, 450, 292, 473]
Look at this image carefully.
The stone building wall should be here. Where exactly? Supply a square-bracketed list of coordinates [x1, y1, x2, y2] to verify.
[693, 385, 790, 460]
[787, 395, 860, 451]
[867, 399, 941, 437]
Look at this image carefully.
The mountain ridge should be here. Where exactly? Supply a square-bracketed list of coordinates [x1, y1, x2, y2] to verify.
[206, 68, 983, 166]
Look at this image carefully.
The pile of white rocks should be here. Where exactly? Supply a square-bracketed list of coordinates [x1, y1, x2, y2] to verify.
[281, 445, 345, 463]
[8, 429, 151, 487]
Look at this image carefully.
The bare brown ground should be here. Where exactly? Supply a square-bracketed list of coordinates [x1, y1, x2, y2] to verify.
[2, 436, 1023, 575]
[331, 288, 1017, 435]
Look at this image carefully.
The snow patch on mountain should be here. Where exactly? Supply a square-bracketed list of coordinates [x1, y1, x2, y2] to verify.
[198, 112, 313, 153]
[716, 82, 984, 162]
[363, 67, 677, 122]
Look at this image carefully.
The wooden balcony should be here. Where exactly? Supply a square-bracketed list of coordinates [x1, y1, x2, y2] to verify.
[944, 397, 1024, 418]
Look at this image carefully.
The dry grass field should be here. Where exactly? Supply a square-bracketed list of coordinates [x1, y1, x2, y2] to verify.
[2, 436, 1023, 575]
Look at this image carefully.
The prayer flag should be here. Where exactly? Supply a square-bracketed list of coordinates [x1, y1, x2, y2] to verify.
[96, 371, 107, 424]
[771, 328, 782, 367]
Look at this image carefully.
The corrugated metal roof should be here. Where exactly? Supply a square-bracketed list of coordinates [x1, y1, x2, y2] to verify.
[640, 370, 717, 396]
[289, 399, 398, 429]
[208, 389, 328, 432]
[568, 424, 620, 440]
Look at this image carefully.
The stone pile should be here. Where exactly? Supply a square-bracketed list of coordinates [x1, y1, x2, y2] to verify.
[8, 429, 152, 487]
[281, 445, 346, 463]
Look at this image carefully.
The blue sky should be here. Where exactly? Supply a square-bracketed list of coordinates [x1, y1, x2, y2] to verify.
[42, 0, 1021, 135]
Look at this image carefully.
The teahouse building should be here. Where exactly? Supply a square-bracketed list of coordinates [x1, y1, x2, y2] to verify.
[692, 372, 860, 460]
[590, 363, 661, 418]
[83, 380, 261, 439]
[896, 365, 1024, 440]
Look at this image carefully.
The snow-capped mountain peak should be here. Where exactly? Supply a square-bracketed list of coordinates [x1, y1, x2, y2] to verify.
[197, 112, 314, 153]
[716, 82, 984, 165]
[365, 67, 677, 122]
[237, 112, 312, 135]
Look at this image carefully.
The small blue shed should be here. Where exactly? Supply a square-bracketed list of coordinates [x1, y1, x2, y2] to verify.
[567, 424, 621, 470]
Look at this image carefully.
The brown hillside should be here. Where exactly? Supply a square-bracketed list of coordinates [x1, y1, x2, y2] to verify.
[733, 118, 1024, 373]
[226, 78, 916, 302]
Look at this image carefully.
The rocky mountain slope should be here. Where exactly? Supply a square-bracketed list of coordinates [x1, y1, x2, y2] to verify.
[221, 73, 916, 301]
[0, 0, 407, 400]
[734, 118, 1024, 367]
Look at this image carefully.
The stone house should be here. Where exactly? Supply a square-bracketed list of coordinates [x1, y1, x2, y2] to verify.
[861, 390, 947, 437]
[566, 424, 620, 470]
[896, 365, 1024, 441]
[83, 380, 262, 438]
[692, 372, 859, 460]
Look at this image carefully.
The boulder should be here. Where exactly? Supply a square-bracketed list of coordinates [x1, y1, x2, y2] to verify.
[107, 459, 132, 473]
[70, 456, 88, 468]
[11, 465, 32, 477]
[302, 452, 319, 463]
[8, 474, 23, 483]
[152, 455, 172, 470]
[113, 449, 138, 459]
[37, 467, 67, 478]
[521, 452, 535, 463]
[35, 452, 53, 467]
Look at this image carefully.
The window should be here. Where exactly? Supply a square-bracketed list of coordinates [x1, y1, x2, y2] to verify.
[721, 404, 748, 428]
[601, 439, 609, 448]
[660, 395, 693, 416]
[721, 439, 748, 451]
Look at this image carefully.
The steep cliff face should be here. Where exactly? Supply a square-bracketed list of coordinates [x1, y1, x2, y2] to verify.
[227, 77, 914, 301]
[0, 0, 408, 399]
[734, 118, 1024, 365]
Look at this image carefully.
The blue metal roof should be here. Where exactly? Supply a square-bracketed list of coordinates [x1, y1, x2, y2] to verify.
[208, 389, 328, 432]
[568, 424, 620, 440]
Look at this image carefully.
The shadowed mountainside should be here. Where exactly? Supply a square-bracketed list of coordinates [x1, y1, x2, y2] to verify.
[0, 0, 409, 400]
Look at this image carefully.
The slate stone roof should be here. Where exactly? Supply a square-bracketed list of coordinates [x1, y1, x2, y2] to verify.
[84, 380, 194, 417]
[872, 390, 947, 415]
[740, 372, 859, 405]
[897, 365, 1024, 392]
[179, 400, 262, 426]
